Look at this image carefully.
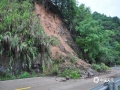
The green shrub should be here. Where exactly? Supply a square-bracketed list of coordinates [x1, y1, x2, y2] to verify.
[50, 64, 59, 75]
[92, 64, 101, 72]
[60, 69, 80, 79]
[116, 60, 120, 65]
[0, 76, 10, 81]
[11, 76, 16, 79]
[100, 63, 110, 71]
[92, 63, 110, 72]
[31, 72, 36, 77]
[0, 74, 17, 81]
[43, 64, 59, 76]
[18, 72, 30, 78]
[118, 86, 120, 90]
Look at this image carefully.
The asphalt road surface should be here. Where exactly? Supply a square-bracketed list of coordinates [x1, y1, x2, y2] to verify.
[0, 67, 120, 90]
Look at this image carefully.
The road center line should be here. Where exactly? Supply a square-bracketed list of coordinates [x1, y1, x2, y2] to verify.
[15, 87, 31, 90]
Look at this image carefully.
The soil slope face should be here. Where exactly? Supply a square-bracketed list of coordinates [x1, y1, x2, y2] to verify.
[34, 3, 89, 67]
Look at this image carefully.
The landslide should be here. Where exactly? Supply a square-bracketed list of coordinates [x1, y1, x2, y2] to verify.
[34, 2, 90, 68]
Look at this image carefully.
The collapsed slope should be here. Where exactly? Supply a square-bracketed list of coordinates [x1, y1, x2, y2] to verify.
[34, 3, 90, 68]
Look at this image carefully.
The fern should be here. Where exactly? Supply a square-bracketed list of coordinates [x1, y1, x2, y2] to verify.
[0, 0, 52, 76]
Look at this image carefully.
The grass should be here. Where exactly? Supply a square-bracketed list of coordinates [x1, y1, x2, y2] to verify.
[18, 72, 30, 78]
[60, 68, 80, 79]
[0, 63, 80, 81]
[0, 71, 36, 81]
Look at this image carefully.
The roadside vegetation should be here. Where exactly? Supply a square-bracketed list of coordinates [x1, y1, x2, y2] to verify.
[92, 63, 110, 72]
[119, 86, 120, 90]
[0, 0, 52, 80]
[0, 0, 120, 80]
[0, 71, 36, 81]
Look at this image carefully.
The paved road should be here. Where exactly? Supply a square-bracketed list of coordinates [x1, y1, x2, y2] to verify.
[0, 67, 120, 90]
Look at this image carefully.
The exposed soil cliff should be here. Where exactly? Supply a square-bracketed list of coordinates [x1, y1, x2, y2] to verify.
[34, 3, 90, 68]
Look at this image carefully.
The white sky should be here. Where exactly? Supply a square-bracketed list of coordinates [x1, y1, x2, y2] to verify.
[77, 0, 120, 18]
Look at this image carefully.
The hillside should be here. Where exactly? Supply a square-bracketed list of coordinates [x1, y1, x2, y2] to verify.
[0, 0, 90, 78]
[34, 2, 89, 68]
[0, 0, 120, 79]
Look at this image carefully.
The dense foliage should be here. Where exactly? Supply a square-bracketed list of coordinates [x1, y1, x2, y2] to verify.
[92, 12, 120, 65]
[0, 0, 52, 75]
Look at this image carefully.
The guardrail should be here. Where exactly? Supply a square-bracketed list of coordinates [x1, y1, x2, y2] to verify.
[91, 77, 120, 90]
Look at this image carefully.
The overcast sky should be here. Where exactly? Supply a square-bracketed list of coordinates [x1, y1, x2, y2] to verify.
[77, 0, 120, 18]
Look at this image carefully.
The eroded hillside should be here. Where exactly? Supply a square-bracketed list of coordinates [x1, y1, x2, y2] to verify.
[34, 2, 90, 68]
